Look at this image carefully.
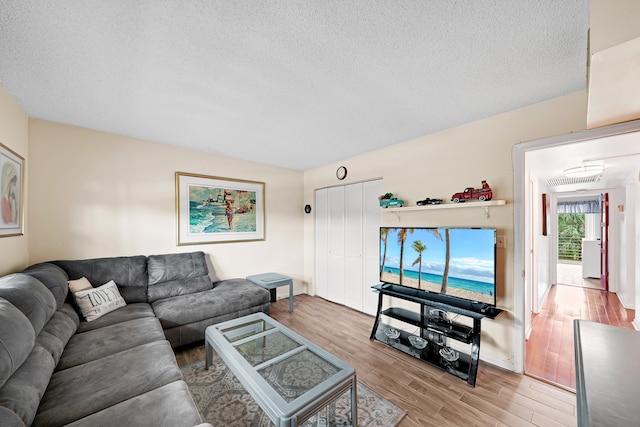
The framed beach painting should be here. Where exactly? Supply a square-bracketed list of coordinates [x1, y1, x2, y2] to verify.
[176, 172, 265, 245]
[0, 142, 24, 237]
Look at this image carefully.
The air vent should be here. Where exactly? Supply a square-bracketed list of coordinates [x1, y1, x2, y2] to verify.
[546, 174, 602, 187]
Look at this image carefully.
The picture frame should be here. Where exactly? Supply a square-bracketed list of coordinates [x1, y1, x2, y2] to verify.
[176, 172, 265, 245]
[0, 142, 24, 237]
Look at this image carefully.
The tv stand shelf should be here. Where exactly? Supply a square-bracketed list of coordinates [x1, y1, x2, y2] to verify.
[370, 284, 503, 387]
[382, 307, 474, 343]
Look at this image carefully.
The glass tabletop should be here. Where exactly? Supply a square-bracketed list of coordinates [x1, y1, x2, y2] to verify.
[220, 318, 276, 343]
[234, 330, 302, 367]
[257, 349, 341, 402]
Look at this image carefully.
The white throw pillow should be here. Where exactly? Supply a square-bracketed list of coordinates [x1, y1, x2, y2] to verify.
[68, 276, 93, 293]
[73, 280, 126, 322]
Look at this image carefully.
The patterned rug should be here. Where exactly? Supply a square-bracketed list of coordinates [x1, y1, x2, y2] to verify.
[181, 356, 406, 427]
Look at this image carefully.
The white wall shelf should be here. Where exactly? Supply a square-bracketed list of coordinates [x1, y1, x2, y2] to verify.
[379, 199, 507, 221]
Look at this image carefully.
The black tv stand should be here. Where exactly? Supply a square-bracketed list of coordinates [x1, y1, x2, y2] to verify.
[369, 284, 502, 387]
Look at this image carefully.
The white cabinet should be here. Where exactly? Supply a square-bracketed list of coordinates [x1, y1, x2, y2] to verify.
[315, 180, 382, 314]
[582, 239, 600, 279]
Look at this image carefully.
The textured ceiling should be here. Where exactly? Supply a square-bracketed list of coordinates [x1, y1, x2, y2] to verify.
[0, 1, 589, 170]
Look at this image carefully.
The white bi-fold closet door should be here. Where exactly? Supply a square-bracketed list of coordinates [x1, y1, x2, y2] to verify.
[315, 179, 382, 315]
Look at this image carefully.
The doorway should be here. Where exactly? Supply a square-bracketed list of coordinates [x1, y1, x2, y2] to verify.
[555, 200, 603, 291]
[513, 119, 640, 386]
[525, 195, 633, 390]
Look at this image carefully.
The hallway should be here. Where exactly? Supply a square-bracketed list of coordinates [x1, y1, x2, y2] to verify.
[525, 263, 635, 391]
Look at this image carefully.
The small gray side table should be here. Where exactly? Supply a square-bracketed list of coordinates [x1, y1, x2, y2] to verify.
[246, 272, 293, 312]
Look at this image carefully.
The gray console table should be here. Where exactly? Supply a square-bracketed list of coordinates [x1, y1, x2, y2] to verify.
[246, 272, 294, 312]
[574, 319, 640, 426]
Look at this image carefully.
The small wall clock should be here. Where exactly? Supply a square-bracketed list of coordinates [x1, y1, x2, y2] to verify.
[336, 166, 347, 180]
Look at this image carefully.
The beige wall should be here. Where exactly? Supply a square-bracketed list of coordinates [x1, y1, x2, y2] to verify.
[590, 0, 640, 53]
[587, 1, 640, 128]
[0, 86, 29, 275]
[27, 119, 305, 295]
[303, 91, 588, 369]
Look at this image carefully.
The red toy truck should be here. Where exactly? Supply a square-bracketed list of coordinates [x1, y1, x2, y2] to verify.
[451, 181, 493, 203]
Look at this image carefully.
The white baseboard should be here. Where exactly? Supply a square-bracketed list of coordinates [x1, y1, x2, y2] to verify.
[480, 353, 517, 373]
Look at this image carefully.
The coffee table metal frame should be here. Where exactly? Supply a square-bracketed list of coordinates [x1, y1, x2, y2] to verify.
[205, 312, 357, 427]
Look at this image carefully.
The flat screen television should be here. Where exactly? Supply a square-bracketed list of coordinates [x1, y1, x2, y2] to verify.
[380, 227, 497, 307]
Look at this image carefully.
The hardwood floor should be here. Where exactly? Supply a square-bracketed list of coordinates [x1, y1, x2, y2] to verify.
[525, 283, 635, 391]
[176, 295, 578, 426]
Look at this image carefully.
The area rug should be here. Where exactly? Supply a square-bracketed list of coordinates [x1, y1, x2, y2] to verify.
[181, 356, 406, 427]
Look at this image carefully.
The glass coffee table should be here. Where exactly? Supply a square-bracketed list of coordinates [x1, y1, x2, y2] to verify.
[205, 312, 357, 427]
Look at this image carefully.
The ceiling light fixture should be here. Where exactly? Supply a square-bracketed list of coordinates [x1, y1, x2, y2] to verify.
[563, 164, 604, 178]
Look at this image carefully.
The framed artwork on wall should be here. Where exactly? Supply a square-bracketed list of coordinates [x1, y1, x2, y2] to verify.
[0, 142, 24, 237]
[176, 172, 265, 245]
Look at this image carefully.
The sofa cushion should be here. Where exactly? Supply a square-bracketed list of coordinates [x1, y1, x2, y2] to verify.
[57, 317, 165, 371]
[162, 302, 270, 348]
[0, 274, 56, 336]
[22, 263, 69, 310]
[148, 275, 213, 303]
[0, 298, 35, 389]
[63, 381, 205, 427]
[0, 406, 24, 427]
[0, 345, 55, 427]
[73, 280, 126, 321]
[76, 302, 155, 333]
[151, 278, 270, 328]
[147, 251, 209, 284]
[34, 306, 79, 368]
[53, 256, 149, 303]
[147, 252, 212, 303]
[33, 340, 183, 426]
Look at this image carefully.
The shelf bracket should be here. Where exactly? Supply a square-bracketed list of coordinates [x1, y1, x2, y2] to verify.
[484, 206, 490, 222]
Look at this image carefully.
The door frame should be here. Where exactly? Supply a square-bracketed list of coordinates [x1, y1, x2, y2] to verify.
[600, 192, 610, 290]
[513, 119, 640, 373]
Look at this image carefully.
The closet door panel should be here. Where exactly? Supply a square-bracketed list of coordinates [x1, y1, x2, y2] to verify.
[315, 188, 329, 299]
[344, 183, 364, 311]
[362, 179, 383, 315]
[327, 186, 345, 304]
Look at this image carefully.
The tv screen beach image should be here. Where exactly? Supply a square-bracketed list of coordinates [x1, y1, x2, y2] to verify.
[380, 227, 496, 305]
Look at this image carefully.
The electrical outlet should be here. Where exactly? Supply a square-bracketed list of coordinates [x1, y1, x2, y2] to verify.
[497, 235, 506, 248]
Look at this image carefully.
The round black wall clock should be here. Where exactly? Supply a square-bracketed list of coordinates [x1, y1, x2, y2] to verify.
[336, 166, 347, 180]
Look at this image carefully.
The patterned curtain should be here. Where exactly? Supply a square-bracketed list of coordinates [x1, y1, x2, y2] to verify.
[557, 200, 599, 214]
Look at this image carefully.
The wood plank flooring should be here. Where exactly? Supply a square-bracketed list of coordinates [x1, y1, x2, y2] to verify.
[176, 295, 577, 426]
[525, 283, 635, 391]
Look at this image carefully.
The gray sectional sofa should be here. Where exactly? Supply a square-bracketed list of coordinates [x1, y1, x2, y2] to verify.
[0, 251, 271, 426]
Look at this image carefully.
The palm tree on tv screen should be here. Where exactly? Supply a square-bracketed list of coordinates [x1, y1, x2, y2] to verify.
[440, 228, 451, 294]
[411, 240, 427, 289]
[380, 228, 389, 274]
[417, 229, 444, 290]
[397, 228, 414, 284]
